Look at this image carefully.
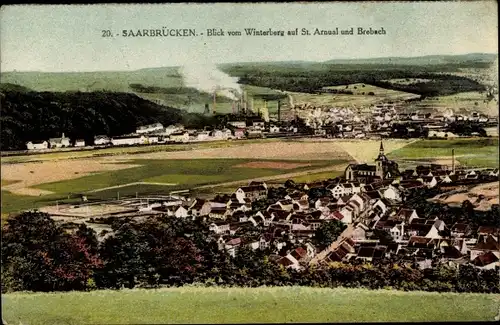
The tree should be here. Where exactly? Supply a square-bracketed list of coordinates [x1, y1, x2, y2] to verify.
[313, 220, 347, 249]
[2, 212, 101, 292]
[373, 229, 395, 245]
[308, 187, 329, 203]
[284, 179, 296, 189]
[461, 200, 475, 220]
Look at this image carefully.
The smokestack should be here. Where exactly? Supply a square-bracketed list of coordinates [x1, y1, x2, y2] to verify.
[278, 100, 281, 123]
[243, 90, 248, 113]
[240, 93, 244, 114]
[232, 101, 236, 115]
[213, 91, 217, 115]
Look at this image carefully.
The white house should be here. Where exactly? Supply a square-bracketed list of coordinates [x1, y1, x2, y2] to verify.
[252, 121, 265, 130]
[136, 123, 164, 134]
[277, 200, 294, 211]
[352, 222, 369, 241]
[209, 222, 230, 234]
[174, 206, 188, 218]
[26, 141, 48, 150]
[164, 124, 184, 136]
[348, 193, 367, 212]
[209, 207, 230, 219]
[94, 135, 111, 145]
[169, 132, 190, 143]
[389, 222, 405, 242]
[382, 185, 402, 202]
[330, 184, 346, 199]
[49, 133, 71, 148]
[234, 184, 268, 202]
[222, 129, 233, 139]
[339, 206, 354, 224]
[195, 131, 210, 141]
[111, 135, 145, 146]
[74, 139, 85, 147]
[269, 125, 280, 133]
[425, 220, 446, 239]
[228, 121, 246, 129]
[211, 130, 225, 140]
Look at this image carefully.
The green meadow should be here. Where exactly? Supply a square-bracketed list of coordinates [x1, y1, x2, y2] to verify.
[1, 158, 342, 214]
[388, 138, 499, 168]
[2, 286, 499, 324]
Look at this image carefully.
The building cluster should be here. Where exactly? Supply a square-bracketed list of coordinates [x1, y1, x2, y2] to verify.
[297, 102, 498, 139]
[26, 133, 85, 150]
[25, 119, 299, 151]
[74, 142, 499, 272]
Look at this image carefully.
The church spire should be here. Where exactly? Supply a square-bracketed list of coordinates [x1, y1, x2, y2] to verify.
[379, 140, 384, 154]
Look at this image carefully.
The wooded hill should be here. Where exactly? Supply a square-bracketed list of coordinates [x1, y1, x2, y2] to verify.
[0, 86, 216, 151]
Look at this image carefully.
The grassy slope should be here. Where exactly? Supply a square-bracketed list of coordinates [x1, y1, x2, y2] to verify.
[2, 287, 499, 324]
[388, 138, 499, 168]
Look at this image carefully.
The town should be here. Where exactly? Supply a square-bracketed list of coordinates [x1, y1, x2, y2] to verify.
[36, 141, 499, 272]
[23, 102, 498, 151]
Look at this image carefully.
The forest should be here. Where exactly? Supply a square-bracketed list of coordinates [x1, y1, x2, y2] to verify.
[0, 87, 218, 151]
[225, 65, 486, 97]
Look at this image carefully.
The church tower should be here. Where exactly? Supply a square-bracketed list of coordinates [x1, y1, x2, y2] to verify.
[375, 140, 387, 179]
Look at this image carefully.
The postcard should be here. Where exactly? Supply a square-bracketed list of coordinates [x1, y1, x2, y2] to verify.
[1, 2, 499, 324]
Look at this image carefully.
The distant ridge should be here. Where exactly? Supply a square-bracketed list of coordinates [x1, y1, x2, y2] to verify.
[323, 53, 498, 65]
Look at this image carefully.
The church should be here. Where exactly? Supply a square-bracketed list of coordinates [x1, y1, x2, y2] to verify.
[344, 141, 400, 183]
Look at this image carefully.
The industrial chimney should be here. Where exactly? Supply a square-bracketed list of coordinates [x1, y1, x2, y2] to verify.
[277, 100, 281, 124]
[213, 91, 217, 115]
[243, 90, 248, 113]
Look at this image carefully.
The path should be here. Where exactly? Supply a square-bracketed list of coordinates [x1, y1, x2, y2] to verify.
[193, 163, 350, 191]
[86, 182, 178, 193]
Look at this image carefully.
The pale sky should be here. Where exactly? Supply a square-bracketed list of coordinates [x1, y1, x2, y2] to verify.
[1, 2, 498, 72]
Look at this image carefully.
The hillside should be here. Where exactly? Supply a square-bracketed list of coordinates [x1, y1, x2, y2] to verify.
[324, 53, 498, 66]
[0, 89, 215, 151]
[2, 287, 499, 324]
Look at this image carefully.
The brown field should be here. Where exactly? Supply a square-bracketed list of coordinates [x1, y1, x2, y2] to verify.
[118, 141, 355, 161]
[234, 161, 312, 169]
[1, 139, 415, 198]
[430, 182, 499, 211]
[333, 139, 417, 163]
[1, 159, 140, 196]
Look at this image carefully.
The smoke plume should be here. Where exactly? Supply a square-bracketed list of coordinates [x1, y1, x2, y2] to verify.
[179, 64, 242, 100]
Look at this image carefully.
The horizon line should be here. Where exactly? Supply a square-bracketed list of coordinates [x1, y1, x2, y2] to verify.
[1, 51, 497, 74]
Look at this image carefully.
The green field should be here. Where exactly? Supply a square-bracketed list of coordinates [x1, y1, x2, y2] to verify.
[1, 158, 342, 214]
[388, 138, 499, 168]
[407, 91, 498, 116]
[268, 170, 344, 185]
[290, 83, 421, 109]
[2, 286, 499, 324]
